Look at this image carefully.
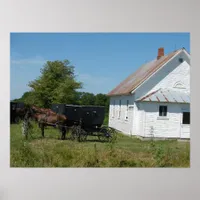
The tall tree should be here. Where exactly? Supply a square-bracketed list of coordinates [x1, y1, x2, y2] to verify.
[28, 60, 82, 107]
[12, 91, 33, 103]
[79, 92, 95, 105]
[95, 93, 109, 113]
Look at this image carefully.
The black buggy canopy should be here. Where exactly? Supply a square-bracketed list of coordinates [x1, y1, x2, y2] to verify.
[51, 104, 105, 127]
[10, 102, 25, 123]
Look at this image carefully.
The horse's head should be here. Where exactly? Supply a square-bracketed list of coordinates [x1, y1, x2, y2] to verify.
[48, 109, 55, 115]
[31, 105, 42, 113]
[63, 115, 67, 121]
[57, 114, 68, 122]
[24, 106, 37, 118]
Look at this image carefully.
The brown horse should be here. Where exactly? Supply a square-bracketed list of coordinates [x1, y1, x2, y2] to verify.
[30, 105, 68, 139]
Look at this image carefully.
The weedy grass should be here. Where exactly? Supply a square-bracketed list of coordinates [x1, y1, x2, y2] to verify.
[10, 122, 190, 167]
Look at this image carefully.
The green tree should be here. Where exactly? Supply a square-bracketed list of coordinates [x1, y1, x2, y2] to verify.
[79, 92, 95, 105]
[95, 93, 109, 113]
[12, 91, 33, 103]
[95, 93, 108, 106]
[28, 60, 82, 107]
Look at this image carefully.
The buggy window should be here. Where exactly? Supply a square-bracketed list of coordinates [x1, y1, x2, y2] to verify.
[93, 111, 98, 117]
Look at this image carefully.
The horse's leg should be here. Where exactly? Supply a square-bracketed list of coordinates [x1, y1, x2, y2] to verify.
[62, 127, 66, 140]
[61, 127, 65, 140]
[59, 126, 66, 140]
[64, 127, 68, 139]
[58, 125, 62, 140]
[41, 123, 45, 138]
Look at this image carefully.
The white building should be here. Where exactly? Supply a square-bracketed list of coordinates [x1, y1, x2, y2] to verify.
[108, 47, 190, 139]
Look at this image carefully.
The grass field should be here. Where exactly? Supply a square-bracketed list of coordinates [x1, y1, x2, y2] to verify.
[10, 122, 190, 167]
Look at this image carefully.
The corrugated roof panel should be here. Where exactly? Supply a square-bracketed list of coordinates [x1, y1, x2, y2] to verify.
[180, 95, 186, 103]
[179, 93, 190, 103]
[147, 98, 151, 101]
[162, 91, 176, 103]
[170, 90, 185, 103]
[156, 91, 167, 102]
[159, 90, 169, 102]
[183, 95, 190, 103]
[174, 91, 189, 103]
[149, 94, 158, 102]
[137, 89, 190, 104]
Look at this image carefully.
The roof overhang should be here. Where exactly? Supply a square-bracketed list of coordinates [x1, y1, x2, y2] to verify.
[136, 88, 190, 104]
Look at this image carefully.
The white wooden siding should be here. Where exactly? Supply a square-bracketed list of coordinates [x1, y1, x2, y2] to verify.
[181, 125, 190, 138]
[141, 102, 190, 138]
[135, 51, 190, 99]
[108, 95, 135, 135]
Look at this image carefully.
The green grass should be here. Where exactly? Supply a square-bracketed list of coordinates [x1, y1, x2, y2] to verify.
[10, 122, 190, 167]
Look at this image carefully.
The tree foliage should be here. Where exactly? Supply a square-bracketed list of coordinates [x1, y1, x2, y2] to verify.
[12, 91, 34, 104]
[28, 60, 82, 107]
[95, 93, 109, 112]
[76, 92, 95, 105]
[13, 59, 110, 112]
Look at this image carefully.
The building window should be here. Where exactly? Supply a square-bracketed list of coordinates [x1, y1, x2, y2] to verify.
[159, 106, 167, 116]
[182, 112, 190, 124]
[118, 100, 121, 119]
[125, 100, 129, 120]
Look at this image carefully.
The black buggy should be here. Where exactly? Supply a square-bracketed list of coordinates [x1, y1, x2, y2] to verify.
[10, 102, 25, 124]
[51, 104, 115, 142]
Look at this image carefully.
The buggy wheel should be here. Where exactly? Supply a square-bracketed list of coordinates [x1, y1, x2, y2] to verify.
[98, 128, 111, 142]
[76, 128, 87, 142]
[107, 127, 117, 142]
[79, 129, 88, 142]
[71, 125, 82, 141]
[98, 134, 105, 142]
[70, 126, 78, 140]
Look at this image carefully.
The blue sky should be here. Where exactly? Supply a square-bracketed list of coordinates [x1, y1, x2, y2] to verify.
[10, 33, 190, 100]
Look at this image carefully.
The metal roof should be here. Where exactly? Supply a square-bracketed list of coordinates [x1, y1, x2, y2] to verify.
[107, 49, 183, 96]
[136, 89, 190, 104]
